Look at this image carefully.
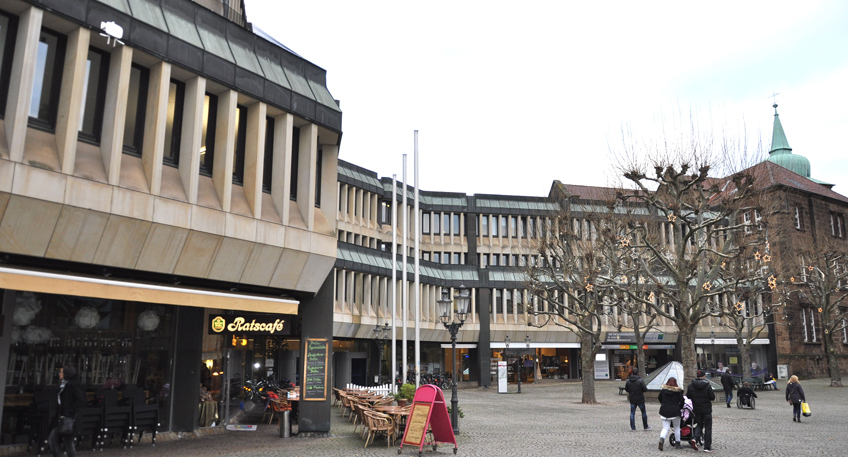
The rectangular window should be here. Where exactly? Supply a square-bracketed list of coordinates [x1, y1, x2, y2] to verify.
[78, 48, 109, 142]
[433, 213, 440, 235]
[510, 254, 517, 266]
[261, 116, 274, 192]
[29, 28, 65, 129]
[453, 214, 460, 236]
[432, 252, 440, 263]
[743, 211, 752, 234]
[481, 215, 489, 237]
[528, 218, 536, 239]
[491, 254, 499, 266]
[453, 253, 460, 264]
[510, 216, 516, 238]
[422, 212, 430, 234]
[495, 290, 503, 315]
[481, 254, 488, 268]
[444, 213, 450, 234]
[199, 93, 217, 175]
[502, 216, 508, 238]
[422, 251, 430, 261]
[794, 206, 802, 230]
[314, 146, 322, 207]
[506, 290, 514, 314]
[122, 64, 149, 155]
[519, 217, 526, 238]
[231, 105, 247, 184]
[289, 126, 300, 200]
[831, 213, 845, 238]
[0, 12, 17, 116]
[381, 201, 391, 225]
[442, 252, 449, 264]
[754, 209, 762, 231]
[163, 80, 184, 165]
[491, 216, 498, 237]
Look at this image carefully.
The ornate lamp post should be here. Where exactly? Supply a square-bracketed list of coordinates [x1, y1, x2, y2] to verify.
[373, 322, 389, 385]
[438, 283, 470, 435]
[505, 335, 531, 393]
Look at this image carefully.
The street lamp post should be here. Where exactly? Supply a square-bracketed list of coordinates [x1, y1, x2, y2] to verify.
[505, 335, 531, 393]
[437, 283, 470, 435]
[373, 322, 389, 385]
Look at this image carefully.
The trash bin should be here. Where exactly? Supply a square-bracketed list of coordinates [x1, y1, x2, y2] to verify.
[279, 410, 291, 438]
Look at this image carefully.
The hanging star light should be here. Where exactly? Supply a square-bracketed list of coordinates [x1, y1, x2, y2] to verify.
[808, 266, 815, 271]
[790, 277, 795, 282]
[585, 284, 594, 292]
[648, 291, 655, 301]
[734, 302, 744, 312]
[702, 282, 712, 291]
[619, 237, 630, 247]
[763, 254, 771, 263]
[754, 252, 761, 260]
[818, 308, 823, 313]
[667, 214, 676, 222]
[621, 275, 628, 283]
[638, 276, 645, 284]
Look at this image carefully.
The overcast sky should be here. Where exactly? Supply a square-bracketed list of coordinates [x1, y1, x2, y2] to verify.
[244, 0, 848, 197]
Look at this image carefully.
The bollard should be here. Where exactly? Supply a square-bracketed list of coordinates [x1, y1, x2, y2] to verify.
[279, 410, 291, 438]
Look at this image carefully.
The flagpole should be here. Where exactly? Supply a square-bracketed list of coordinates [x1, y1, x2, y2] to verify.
[401, 155, 408, 385]
[391, 173, 398, 393]
[414, 131, 421, 388]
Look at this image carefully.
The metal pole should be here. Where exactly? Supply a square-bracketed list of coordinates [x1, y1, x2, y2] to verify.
[391, 174, 397, 393]
[414, 130, 420, 388]
[450, 326, 459, 434]
[517, 353, 522, 394]
[402, 155, 408, 386]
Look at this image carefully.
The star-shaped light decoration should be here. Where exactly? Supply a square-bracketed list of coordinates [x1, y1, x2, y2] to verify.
[585, 284, 594, 292]
[638, 276, 645, 284]
[734, 302, 744, 312]
[767, 275, 778, 290]
[721, 261, 726, 269]
[818, 308, 823, 313]
[790, 277, 795, 282]
[667, 214, 676, 222]
[808, 266, 814, 272]
[763, 254, 771, 263]
[754, 252, 761, 260]
[620, 275, 628, 283]
[648, 291, 655, 301]
[702, 282, 712, 291]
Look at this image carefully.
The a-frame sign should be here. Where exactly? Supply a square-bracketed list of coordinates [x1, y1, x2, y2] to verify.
[398, 384, 457, 455]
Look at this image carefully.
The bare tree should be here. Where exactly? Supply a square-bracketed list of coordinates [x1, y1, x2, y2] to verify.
[524, 198, 639, 403]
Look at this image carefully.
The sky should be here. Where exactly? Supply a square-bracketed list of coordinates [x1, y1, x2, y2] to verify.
[244, 0, 848, 197]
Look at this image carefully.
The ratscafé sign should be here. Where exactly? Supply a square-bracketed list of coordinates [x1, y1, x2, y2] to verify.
[207, 314, 291, 335]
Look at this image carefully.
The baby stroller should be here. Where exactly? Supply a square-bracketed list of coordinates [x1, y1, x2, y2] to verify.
[668, 396, 696, 448]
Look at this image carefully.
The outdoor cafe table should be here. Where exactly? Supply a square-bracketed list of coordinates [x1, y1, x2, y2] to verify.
[372, 406, 410, 430]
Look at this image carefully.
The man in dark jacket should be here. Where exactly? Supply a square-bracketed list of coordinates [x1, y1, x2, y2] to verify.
[686, 370, 716, 453]
[720, 370, 735, 408]
[625, 368, 651, 431]
[48, 365, 87, 457]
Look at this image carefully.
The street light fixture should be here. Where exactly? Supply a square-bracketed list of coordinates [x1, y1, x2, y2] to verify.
[373, 322, 389, 385]
[505, 334, 531, 393]
[438, 283, 470, 435]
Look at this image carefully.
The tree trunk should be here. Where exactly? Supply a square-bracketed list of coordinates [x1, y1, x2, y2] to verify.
[678, 323, 698, 383]
[632, 315, 647, 377]
[823, 330, 844, 387]
[736, 334, 752, 378]
[580, 332, 597, 404]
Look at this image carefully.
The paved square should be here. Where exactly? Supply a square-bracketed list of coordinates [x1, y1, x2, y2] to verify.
[52, 379, 842, 456]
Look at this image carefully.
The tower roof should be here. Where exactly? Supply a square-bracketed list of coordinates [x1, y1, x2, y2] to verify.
[766, 104, 810, 178]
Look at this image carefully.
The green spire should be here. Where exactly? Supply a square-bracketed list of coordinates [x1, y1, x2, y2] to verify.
[766, 103, 810, 178]
[769, 104, 792, 154]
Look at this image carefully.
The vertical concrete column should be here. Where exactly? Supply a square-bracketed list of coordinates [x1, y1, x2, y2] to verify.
[244, 101, 267, 218]
[320, 144, 339, 233]
[213, 89, 237, 211]
[5, 7, 43, 162]
[476, 287, 491, 387]
[141, 61, 170, 195]
[298, 273, 335, 433]
[55, 27, 90, 174]
[297, 123, 317, 231]
[338, 268, 346, 314]
[100, 44, 133, 185]
[179, 76, 205, 204]
[271, 112, 293, 223]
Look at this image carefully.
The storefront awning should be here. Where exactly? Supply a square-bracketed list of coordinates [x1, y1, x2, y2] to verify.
[440, 344, 477, 349]
[0, 266, 298, 314]
[489, 342, 580, 349]
[695, 338, 769, 345]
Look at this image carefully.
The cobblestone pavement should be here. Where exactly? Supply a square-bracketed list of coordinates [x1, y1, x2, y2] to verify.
[48, 379, 842, 456]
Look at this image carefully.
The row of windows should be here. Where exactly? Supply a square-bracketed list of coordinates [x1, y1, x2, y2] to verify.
[1, 9, 322, 205]
[479, 215, 547, 239]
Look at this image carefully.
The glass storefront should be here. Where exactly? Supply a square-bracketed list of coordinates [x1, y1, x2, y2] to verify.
[2, 291, 176, 445]
[697, 344, 768, 376]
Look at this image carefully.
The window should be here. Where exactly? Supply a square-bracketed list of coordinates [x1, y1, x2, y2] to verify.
[422, 251, 429, 261]
[501, 216, 508, 238]
[29, 28, 65, 129]
[432, 252, 440, 263]
[842, 309, 847, 343]
[453, 214, 460, 236]
[754, 209, 762, 231]
[442, 252, 449, 264]
[802, 308, 818, 343]
[528, 218, 536, 239]
[510, 254, 517, 266]
[381, 201, 391, 225]
[491, 216, 498, 237]
[743, 211, 752, 234]
[422, 212, 430, 234]
[78, 48, 109, 142]
[510, 216, 516, 238]
[794, 206, 803, 230]
[491, 254, 499, 266]
[199, 93, 218, 175]
[506, 290, 514, 314]
[481, 254, 488, 268]
[495, 290, 503, 314]
[444, 213, 450, 234]
[481, 215, 489, 237]
[0, 12, 17, 116]
[231, 105, 247, 184]
[453, 253, 460, 264]
[314, 146, 322, 207]
[289, 126, 300, 200]
[831, 213, 845, 238]
[433, 213, 440, 235]
[122, 64, 149, 155]
[163, 80, 184, 165]
[261, 116, 274, 192]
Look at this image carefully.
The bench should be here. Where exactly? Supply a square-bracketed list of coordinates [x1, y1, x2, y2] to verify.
[742, 377, 765, 390]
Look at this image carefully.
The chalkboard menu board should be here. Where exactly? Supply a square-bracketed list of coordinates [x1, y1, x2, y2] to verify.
[302, 338, 328, 401]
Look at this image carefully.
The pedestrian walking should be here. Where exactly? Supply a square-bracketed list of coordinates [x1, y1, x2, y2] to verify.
[625, 368, 651, 431]
[686, 370, 716, 452]
[657, 377, 684, 451]
[786, 375, 806, 422]
[48, 366, 86, 457]
[720, 369, 735, 408]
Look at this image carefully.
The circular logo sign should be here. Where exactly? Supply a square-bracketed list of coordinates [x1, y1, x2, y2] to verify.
[211, 316, 226, 333]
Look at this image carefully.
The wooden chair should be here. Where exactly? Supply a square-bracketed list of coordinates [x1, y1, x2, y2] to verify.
[363, 411, 395, 448]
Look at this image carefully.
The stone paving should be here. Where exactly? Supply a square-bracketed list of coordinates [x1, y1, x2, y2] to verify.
[29, 378, 844, 456]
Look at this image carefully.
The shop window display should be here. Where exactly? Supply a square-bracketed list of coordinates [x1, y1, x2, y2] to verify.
[2, 291, 175, 445]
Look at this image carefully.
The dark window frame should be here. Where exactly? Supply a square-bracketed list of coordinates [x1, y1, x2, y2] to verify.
[314, 144, 322, 207]
[163, 79, 185, 167]
[289, 126, 300, 200]
[77, 47, 110, 144]
[27, 26, 66, 131]
[0, 11, 18, 118]
[199, 92, 218, 177]
[261, 116, 274, 193]
[232, 104, 247, 185]
[121, 63, 149, 157]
